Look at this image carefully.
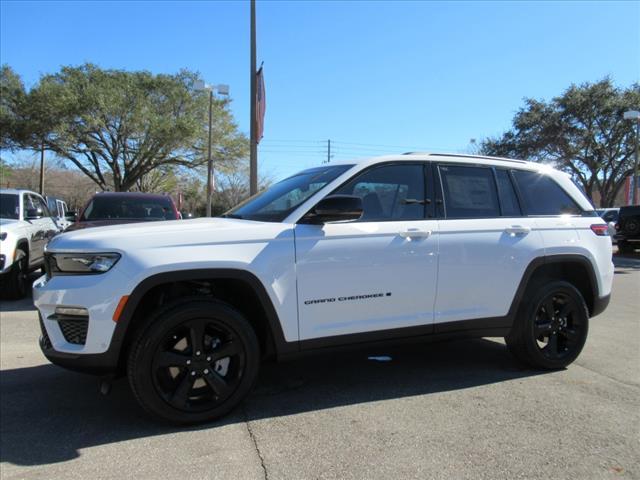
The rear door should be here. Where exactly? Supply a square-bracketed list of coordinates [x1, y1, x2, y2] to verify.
[434, 164, 542, 326]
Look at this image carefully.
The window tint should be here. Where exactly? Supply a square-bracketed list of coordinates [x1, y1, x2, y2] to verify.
[439, 165, 500, 218]
[334, 164, 425, 221]
[512, 171, 581, 216]
[495, 170, 521, 216]
[81, 196, 177, 221]
[0, 194, 19, 219]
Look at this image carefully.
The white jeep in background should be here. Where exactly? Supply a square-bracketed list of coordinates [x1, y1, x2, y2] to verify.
[0, 189, 60, 299]
[33, 153, 613, 424]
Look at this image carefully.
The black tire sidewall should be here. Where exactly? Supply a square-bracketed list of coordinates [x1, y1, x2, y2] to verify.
[514, 281, 589, 369]
[128, 300, 260, 425]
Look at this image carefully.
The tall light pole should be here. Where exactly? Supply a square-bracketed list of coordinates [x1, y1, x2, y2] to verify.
[624, 110, 640, 205]
[249, 0, 258, 195]
[195, 81, 230, 216]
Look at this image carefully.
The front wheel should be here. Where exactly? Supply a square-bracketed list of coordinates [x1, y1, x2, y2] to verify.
[505, 281, 589, 369]
[127, 299, 260, 424]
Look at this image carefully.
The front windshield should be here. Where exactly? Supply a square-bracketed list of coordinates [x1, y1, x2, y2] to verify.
[226, 164, 354, 222]
[0, 194, 20, 220]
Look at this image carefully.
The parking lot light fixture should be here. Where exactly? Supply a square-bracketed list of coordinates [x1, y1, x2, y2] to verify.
[623, 110, 640, 205]
[194, 81, 230, 216]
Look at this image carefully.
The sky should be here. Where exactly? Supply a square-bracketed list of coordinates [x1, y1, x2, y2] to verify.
[1, 0, 639, 181]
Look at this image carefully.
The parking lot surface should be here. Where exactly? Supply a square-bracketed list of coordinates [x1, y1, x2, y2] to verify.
[1, 257, 639, 480]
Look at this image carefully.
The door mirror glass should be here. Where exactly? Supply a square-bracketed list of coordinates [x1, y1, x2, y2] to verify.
[65, 211, 78, 221]
[304, 195, 363, 224]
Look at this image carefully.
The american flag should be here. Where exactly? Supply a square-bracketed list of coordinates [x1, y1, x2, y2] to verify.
[256, 66, 266, 144]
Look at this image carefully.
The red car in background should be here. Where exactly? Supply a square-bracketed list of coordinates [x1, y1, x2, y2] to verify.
[66, 192, 180, 232]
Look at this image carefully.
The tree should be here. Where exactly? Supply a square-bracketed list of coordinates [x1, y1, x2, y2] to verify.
[481, 79, 640, 207]
[4, 64, 247, 192]
[0, 65, 27, 150]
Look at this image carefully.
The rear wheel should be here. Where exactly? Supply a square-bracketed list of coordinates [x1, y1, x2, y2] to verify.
[127, 299, 260, 425]
[0, 249, 28, 299]
[505, 280, 589, 369]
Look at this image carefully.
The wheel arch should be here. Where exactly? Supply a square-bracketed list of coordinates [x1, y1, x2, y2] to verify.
[509, 254, 600, 319]
[112, 269, 296, 371]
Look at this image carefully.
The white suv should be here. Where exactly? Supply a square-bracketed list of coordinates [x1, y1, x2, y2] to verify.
[33, 154, 613, 424]
[1, 189, 60, 298]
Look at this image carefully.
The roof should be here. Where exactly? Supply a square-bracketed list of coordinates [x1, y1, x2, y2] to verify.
[328, 152, 543, 171]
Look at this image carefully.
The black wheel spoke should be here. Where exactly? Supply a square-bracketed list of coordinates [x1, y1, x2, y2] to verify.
[535, 321, 553, 337]
[155, 351, 189, 369]
[563, 327, 579, 340]
[546, 332, 559, 354]
[210, 341, 239, 362]
[558, 302, 575, 319]
[544, 299, 556, 321]
[170, 374, 194, 408]
[188, 321, 206, 355]
[202, 370, 231, 398]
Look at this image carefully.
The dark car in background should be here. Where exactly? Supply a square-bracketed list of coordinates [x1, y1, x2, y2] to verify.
[66, 192, 180, 232]
[615, 205, 640, 255]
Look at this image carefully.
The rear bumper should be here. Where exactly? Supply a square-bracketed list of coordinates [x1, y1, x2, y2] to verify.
[591, 294, 611, 318]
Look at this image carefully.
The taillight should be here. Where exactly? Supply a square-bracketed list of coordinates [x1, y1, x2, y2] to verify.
[590, 224, 610, 236]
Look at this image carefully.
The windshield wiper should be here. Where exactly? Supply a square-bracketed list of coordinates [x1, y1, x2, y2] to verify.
[221, 213, 243, 219]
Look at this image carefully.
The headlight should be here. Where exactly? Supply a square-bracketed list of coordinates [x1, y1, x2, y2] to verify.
[48, 252, 121, 275]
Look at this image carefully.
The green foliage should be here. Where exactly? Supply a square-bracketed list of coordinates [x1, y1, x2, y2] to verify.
[3, 64, 248, 192]
[0, 65, 27, 150]
[481, 78, 640, 207]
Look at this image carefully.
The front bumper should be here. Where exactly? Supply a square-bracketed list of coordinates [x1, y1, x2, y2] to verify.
[33, 271, 133, 375]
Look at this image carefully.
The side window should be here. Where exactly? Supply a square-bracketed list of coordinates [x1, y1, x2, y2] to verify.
[23, 194, 35, 217]
[512, 171, 581, 216]
[439, 165, 500, 218]
[495, 169, 522, 216]
[30, 195, 51, 216]
[333, 164, 425, 221]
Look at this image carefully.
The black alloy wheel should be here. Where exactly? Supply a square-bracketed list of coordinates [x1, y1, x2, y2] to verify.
[152, 318, 245, 413]
[505, 280, 589, 369]
[532, 291, 584, 361]
[128, 299, 260, 424]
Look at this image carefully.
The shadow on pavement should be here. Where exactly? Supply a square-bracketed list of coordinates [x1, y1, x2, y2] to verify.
[0, 338, 546, 467]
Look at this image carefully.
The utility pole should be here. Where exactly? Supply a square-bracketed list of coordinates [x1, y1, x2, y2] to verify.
[39, 141, 45, 195]
[206, 89, 214, 216]
[327, 139, 331, 164]
[249, 0, 258, 195]
[624, 110, 640, 205]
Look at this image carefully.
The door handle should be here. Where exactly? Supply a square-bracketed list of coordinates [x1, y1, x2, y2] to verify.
[399, 228, 432, 239]
[504, 225, 531, 236]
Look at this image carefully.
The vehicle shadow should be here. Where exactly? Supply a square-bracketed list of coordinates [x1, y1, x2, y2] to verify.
[0, 338, 547, 467]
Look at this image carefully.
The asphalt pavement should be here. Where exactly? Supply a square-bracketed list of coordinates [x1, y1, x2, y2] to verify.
[1, 257, 639, 480]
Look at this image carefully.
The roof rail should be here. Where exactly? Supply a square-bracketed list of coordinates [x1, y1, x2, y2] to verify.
[425, 152, 528, 164]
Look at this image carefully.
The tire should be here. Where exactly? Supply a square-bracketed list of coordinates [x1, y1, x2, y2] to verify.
[0, 249, 28, 300]
[127, 298, 260, 425]
[617, 242, 634, 255]
[505, 280, 589, 369]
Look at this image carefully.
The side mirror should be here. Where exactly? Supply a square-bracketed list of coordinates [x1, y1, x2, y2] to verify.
[65, 211, 78, 221]
[26, 207, 43, 220]
[304, 195, 363, 224]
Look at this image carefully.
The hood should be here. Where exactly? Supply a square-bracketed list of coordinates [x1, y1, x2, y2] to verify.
[47, 217, 292, 253]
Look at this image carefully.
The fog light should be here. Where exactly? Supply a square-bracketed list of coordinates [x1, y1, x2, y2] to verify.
[55, 306, 89, 317]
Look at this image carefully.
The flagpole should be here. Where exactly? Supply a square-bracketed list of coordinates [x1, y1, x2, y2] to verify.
[249, 0, 258, 195]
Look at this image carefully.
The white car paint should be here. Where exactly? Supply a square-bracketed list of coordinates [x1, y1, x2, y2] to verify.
[33, 153, 613, 357]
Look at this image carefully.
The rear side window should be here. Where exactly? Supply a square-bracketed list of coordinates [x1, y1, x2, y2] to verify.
[495, 170, 521, 216]
[512, 171, 581, 216]
[439, 165, 500, 218]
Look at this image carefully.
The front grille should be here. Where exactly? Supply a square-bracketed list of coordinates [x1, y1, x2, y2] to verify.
[58, 317, 88, 345]
[38, 314, 52, 349]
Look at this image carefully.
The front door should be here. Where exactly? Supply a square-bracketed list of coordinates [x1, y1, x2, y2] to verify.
[295, 163, 438, 341]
